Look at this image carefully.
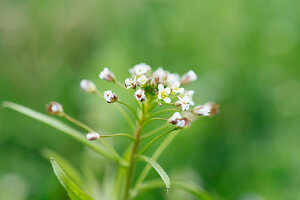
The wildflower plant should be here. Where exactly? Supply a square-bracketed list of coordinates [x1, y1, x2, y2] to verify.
[3, 63, 218, 200]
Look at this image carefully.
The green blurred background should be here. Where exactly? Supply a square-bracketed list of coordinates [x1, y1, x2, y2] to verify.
[1, 0, 300, 199]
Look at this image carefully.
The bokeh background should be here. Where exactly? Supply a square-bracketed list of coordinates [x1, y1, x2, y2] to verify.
[0, 0, 300, 199]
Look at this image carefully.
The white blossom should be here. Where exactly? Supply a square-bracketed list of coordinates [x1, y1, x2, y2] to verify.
[157, 84, 171, 103]
[137, 75, 148, 86]
[104, 90, 118, 103]
[99, 68, 116, 82]
[80, 79, 96, 93]
[193, 104, 211, 116]
[129, 63, 151, 76]
[135, 89, 146, 102]
[124, 76, 137, 89]
[47, 102, 63, 116]
[175, 95, 190, 111]
[167, 73, 180, 83]
[168, 112, 185, 128]
[185, 90, 195, 106]
[181, 70, 197, 85]
[170, 81, 184, 94]
[86, 132, 100, 141]
[152, 67, 168, 84]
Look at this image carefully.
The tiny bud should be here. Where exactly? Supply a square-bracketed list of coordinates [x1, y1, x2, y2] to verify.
[99, 68, 116, 82]
[135, 89, 146, 102]
[104, 90, 118, 103]
[46, 102, 64, 116]
[193, 104, 211, 116]
[181, 70, 197, 85]
[204, 102, 219, 116]
[86, 132, 100, 141]
[80, 79, 96, 93]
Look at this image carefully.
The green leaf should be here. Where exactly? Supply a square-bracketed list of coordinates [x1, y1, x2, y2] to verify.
[42, 149, 84, 188]
[136, 179, 213, 200]
[50, 158, 94, 200]
[137, 155, 170, 189]
[2, 101, 119, 164]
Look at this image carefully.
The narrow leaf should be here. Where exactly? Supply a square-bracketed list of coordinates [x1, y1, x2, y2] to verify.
[2, 101, 118, 164]
[50, 158, 94, 200]
[137, 155, 170, 189]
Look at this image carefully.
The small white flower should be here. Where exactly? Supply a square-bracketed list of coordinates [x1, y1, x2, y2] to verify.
[86, 132, 100, 141]
[152, 67, 168, 84]
[168, 112, 182, 124]
[135, 89, 146, 102]
[185, 90, 195, 106]
[157, 84, 171, 103]
[167, 73, 180, 83]
[124, 76, 137, 89]
[137, 75, 148, 86]
[168, 112, 186, 128]
[193, 104, 211, 116]
[80, 79, 96, 93]
[46, 102, 64, 116]
[104, 90, 118, 103]
[170, 81, 184, 94]
[181, 70, 197, 85]
[129, 63, 151, 76]
[176, 95, 190, 111]
[99, 68, 116, 82]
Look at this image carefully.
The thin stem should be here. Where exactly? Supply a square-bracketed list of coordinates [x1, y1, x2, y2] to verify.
[117, 101, 139, 120]
[63, 113, 95, 133]
[144, 117, 168, 126]
[122, 103, 148, 200]
[101, 133, 135, 141]
[115, 80, 125, 88]
[138, 128, 176, 155]
[112, 104, 136, 130]
[141, 123, 169, 140]
[150, 108, 178, 118]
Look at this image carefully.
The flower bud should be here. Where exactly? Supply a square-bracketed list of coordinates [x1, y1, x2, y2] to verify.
[104, 90, 118, 103]
[129, 63, 151, 76]
[46, 102, 64, 116]
[135, 89, 146, 102]
[193, 102, 219, 116]
[80, 79, 96, 93]
[99, 68, 116, 82]
[181, 70, 197, 85]
[168, 112, 189, 128]
[86, 132, 100, 141]
[152, 67, 168, 84]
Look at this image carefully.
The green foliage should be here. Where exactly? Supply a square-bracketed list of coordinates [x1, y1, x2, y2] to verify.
[50, 158, 94, 200]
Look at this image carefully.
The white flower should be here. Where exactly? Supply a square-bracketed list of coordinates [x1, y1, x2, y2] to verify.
[135, 89, 146, 102]
[46, 102, 64, 116]
[185, 90, 195, 106]
[152, 67, 168, 84]
[80, 79, 96, 93]
[168, 112, 186, 128]
[137, 75, 148, 86]
[157, 84, 171, 103]
[104, 90, 118, 103]
[175, 95, 190, 111]
[193, 104, 211, 116]
[170, 81, 184, 93]
[124, 76, 137, 89]
[181, 70, 197, 85]
[129, 63, 151, 76]
[99, 68, 116, 82]
[86, 132, 100, 141]
[167, 73, 180, 83]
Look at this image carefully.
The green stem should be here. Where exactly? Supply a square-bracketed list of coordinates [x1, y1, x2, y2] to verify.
[101, 133, 135, 141]
[113, 104, 135, 130]
[63, 113, 94, 133]
[150, 108, 178, 118]
[117, 101, 139, 120]
[138, 128, 176, 155]
[144, 117, 168, 126]
[141, 123, 169, 140]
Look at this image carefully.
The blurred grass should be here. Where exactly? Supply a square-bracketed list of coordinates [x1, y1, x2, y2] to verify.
[0, 0, 300, 199]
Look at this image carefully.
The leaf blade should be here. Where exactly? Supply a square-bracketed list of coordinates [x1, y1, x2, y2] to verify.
[50, 158, 94, 200]
[2, 101, 117, 163]
[138, 155, 170, 189]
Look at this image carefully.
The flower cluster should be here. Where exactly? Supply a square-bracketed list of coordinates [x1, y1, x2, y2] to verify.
[95, 63, 218, 129]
